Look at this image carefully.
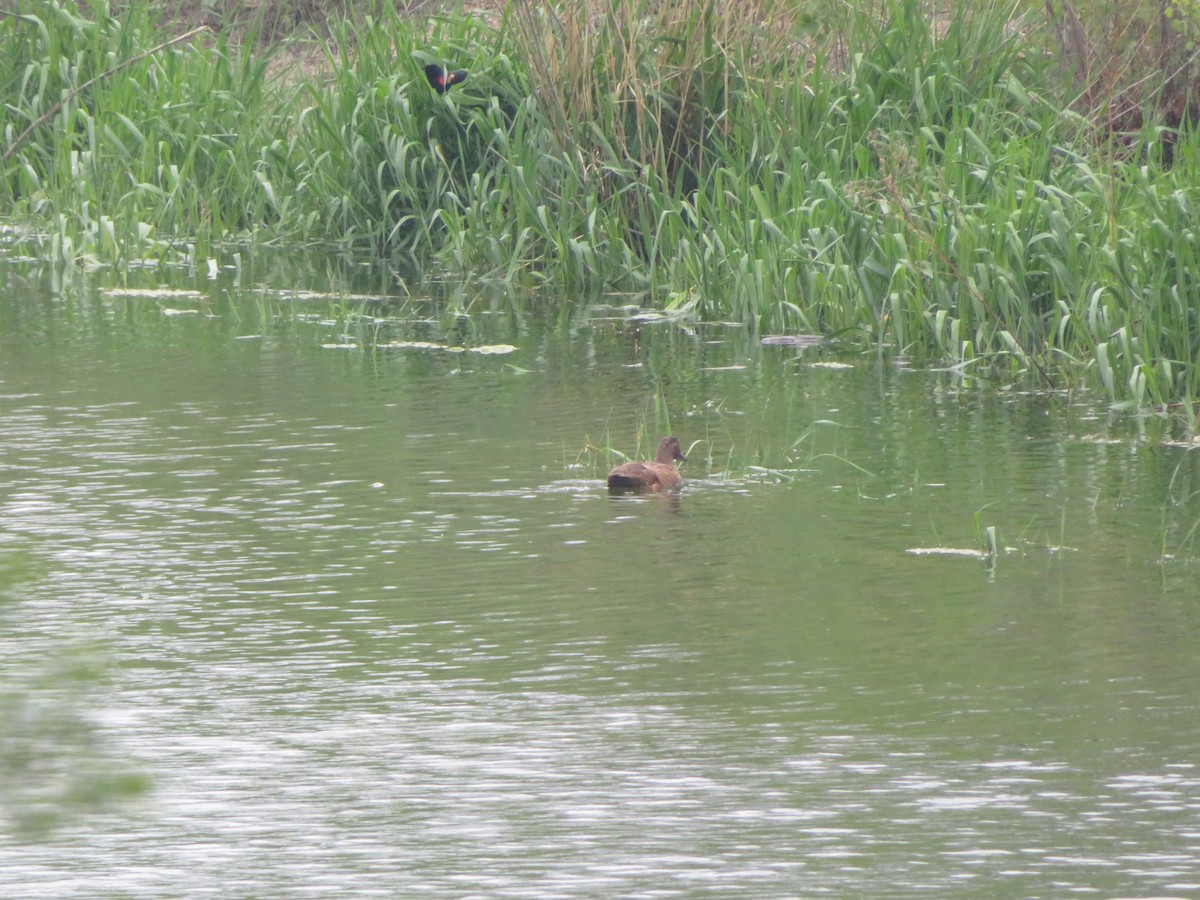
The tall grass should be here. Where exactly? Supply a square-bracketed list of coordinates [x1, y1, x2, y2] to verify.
[2, 0, 1199, 412]
[0, 0, 288, 265]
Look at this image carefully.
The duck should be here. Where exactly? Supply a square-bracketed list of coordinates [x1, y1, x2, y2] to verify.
[607, 436, 687, 492]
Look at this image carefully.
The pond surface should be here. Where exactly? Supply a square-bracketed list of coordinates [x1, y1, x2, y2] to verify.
[2, 253, 1200, 898]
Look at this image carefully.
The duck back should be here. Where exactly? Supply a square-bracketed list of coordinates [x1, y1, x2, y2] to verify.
[606, 436, 686, 492]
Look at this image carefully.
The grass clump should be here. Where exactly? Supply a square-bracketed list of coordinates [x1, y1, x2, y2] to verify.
[1, 0, 288, 264]
[2, 0, 1200, 414]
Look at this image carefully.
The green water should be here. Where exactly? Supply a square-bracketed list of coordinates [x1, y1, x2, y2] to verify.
[1, 256, 1199, 897]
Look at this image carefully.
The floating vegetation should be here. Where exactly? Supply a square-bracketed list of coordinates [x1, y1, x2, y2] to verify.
[761, 335, 824, 348]
[906, 547, 991, 559]
[376, 340, 447, 351]
[260, 291, 396, 304]
[101, 289, 205, 300]
[326, 340, 518, 355]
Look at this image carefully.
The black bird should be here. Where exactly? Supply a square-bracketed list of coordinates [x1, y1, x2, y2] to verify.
[424, 64, 468, 95]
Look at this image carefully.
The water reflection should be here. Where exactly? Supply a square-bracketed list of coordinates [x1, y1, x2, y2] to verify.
[0, 266, 1199, 896]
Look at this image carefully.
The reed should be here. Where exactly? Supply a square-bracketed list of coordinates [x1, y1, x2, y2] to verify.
[0, 0, 289, 264]
[3, 0, 1200, 409]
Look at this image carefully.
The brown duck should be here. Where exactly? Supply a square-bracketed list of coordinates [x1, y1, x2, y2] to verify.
[607, 436, 687, 492]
